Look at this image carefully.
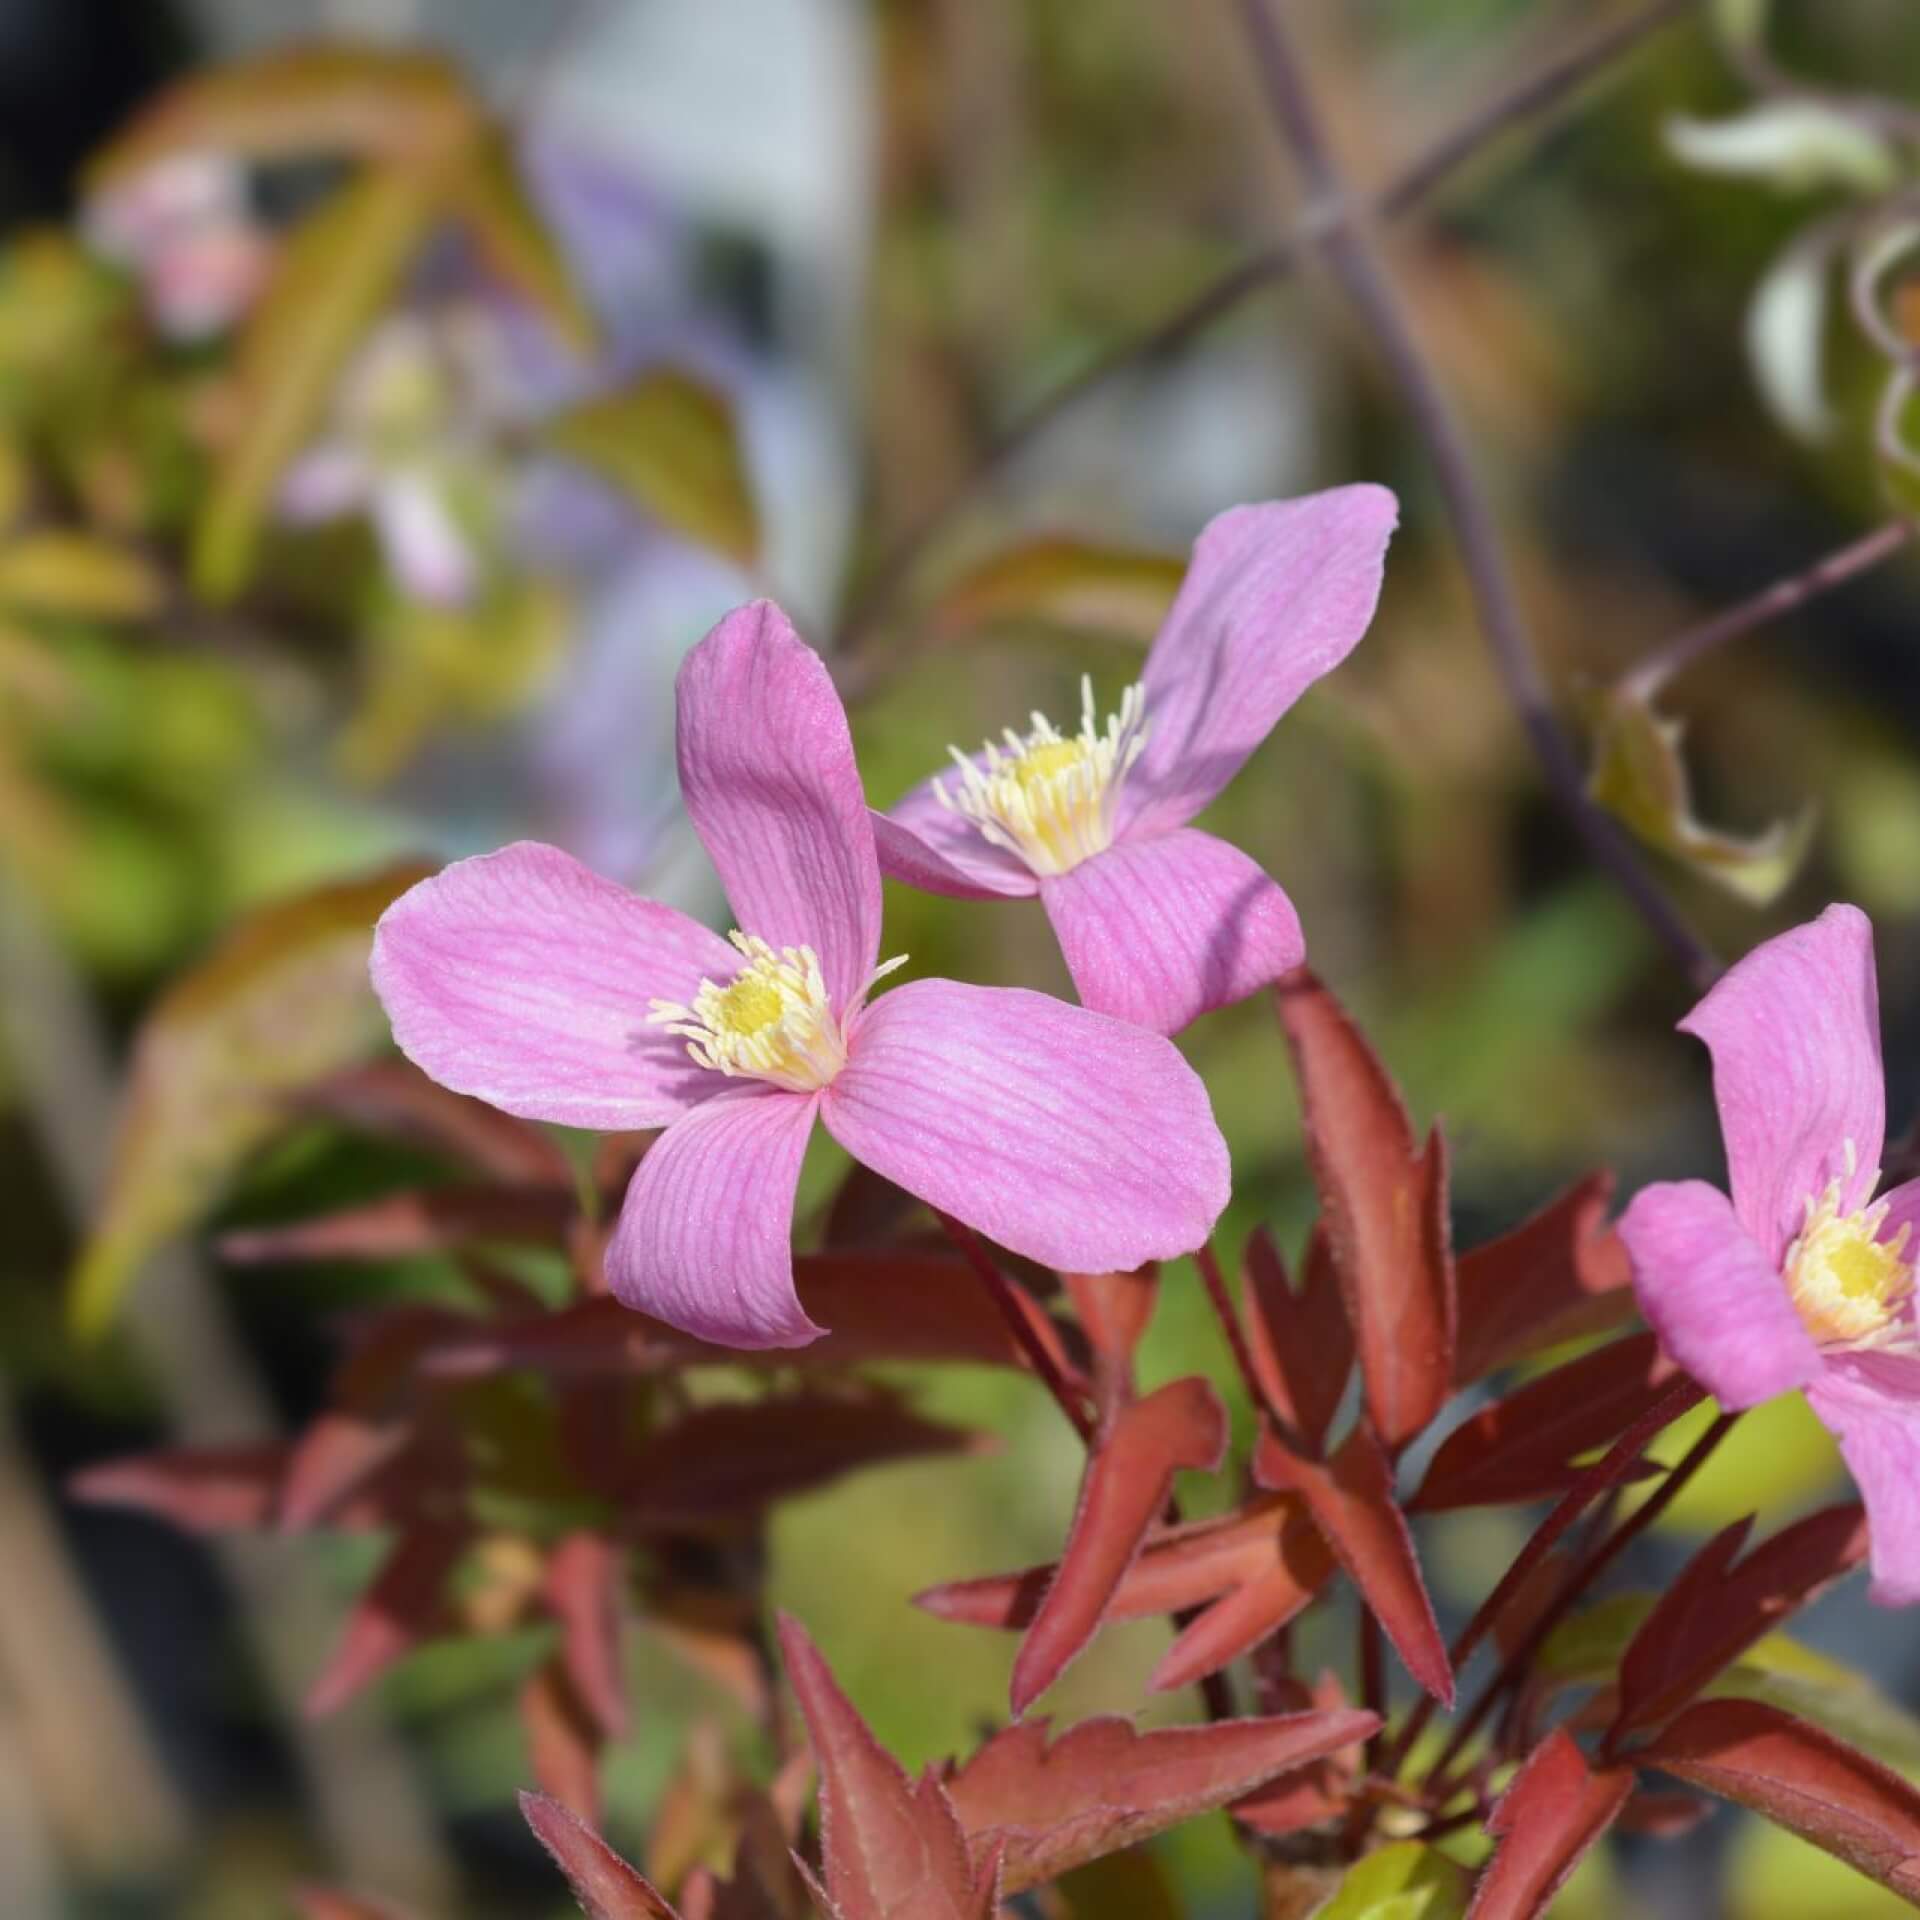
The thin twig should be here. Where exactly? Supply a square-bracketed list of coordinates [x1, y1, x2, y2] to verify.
[1376, 1375, 1703, 1781]
[1623, 519, 1916, 700]
[1234, 0, 1717, 990]
[834, 0, 1701, 681]
[936, 1214, 1095, 1441]
[1423, 1408, 1739, 1802]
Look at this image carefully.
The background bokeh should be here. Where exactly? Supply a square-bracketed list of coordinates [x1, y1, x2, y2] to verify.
[3, 0, 1920, 1914]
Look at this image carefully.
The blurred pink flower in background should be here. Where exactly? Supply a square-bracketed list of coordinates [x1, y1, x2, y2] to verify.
[1622, 904, 1920, 1603]
[875, 486, 1398, 1034]
[371, 599, 1230, 1348]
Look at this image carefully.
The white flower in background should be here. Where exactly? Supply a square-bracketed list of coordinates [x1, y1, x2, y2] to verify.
[279, 306, 520, 609]
[83, 151, 272, 343]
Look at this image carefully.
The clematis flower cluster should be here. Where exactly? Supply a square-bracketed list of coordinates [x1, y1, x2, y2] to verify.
[371, 488, 1395, 1346]
[1622, 904, 1920, 1604]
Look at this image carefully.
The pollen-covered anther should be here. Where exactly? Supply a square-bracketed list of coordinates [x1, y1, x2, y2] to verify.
[649, 933, 903, 1092]
[934, 675, 1148, 877]
[1785, 1148, 1915, 1346]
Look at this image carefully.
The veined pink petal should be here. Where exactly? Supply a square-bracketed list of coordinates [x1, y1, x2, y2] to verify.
[1619, 1179, 1820, 1410]
[871, 777, 1040, 900]
[1120, 487, 1397, 840]
[371, 841, 733, 1130]
[1680, 904, 1885, 1263]
[605, 1086, 825, 1348]
[1875, 1173, 1920, 1249]
[676, 602, 883, 1010]
[1808, 1349, 1920, 1606]
[821, 978, 1229, 1270]
[1039, 828, 1302, 1035]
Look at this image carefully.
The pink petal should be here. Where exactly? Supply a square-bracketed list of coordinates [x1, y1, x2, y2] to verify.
[605, 1085, 825, 1349]
[371, 841, 735, 1130]
[822, 978, 1229, 1270]
[1120, 487, 1397, 839]
[1680, 904, 1885, 1263]
[1808, 1350, 1920, 1606]
[871, 775, 1039, 900]
[279, 442, 372, 523]
[373, 471, 480, 608]
[1875, 1173, 1920, 1249]
[1039, 828, 1302, 1035]
[1619, 1179, 1820, 1410]
[676, 602, 883, 1009]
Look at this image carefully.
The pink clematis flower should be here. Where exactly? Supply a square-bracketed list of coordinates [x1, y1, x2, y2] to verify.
[370, 600, 1230, 1349]
[873, 487, 1398, 1034]
[1620, 904, 1920, 1603]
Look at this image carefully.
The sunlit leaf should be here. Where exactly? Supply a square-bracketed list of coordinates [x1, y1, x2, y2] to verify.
[1747, 226, 1840, 442]
[88, 43, 476, 185]
[1315, 1840, 1470, 1920]
[927, 537, 1186, 645]
[1666, 103, 1898, 195]
[196, 162, 443, 601]
[70, 861, 430, 1336]
[543, 369, 759, 567]
[449, 129, 596, 357]
[0, 530, 166, 621]
[1588, 688, 1815, 906]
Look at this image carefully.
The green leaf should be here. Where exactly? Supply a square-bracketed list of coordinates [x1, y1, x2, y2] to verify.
[1588, 688, 1815, 906]
[70, 862, 431, 1337]
[543, 369, 759, 568]
[87, 43, 476, 186]
[927, 537, 1187, 645]
[0, 531, 165, 621]
[449, 131, 597, 358]
[194, 162, 444, 602]
[1315, 1841, 1470, 1920]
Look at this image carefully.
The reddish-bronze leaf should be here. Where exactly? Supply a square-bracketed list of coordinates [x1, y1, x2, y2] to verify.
[1468, 1729, 1633, 1920]
[943, 1708, 1378, 1894]
[777, 1615, 997, 1920]
[1062, 1269, 1159, 1392]
[1612, 1504, 1869, 1741]
[220, 1186, 576, 1263]
[521, 1789, 683, 1919]
[522, 1655, 605, 1823]
[1638, 1699, 1920, 1898]
[1231, 1675, 1363, 1838]
[1273, 969, 1455, 1451]
[279, 1411, 411, 1532]
[618, 1394, 979, 1530]
[548, 1532, 628, 1740]
[1453, 1174, 1635, 1385]
[1412, 1334, 1674, 1513]
[305, 1521, 466, 1715]
[1616, 1790, 1712, 1837]
[1010, 1377, 1228, 1714]
[295, 1060, 572, 1184]
[70, 1444, 285, 1533]
[1256, 1423, 1453, 1705]
[1242, 1224, 1350, 1455]
[421, 1252, 1027, 1377]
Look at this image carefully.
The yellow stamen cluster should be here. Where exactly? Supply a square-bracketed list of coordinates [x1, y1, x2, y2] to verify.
[935, 676, 1148, 877]
[1785, 1145, 1914, 1346]
[650, 934, 904, 1092]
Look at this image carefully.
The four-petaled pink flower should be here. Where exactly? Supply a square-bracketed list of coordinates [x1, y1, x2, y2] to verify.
[371, 600, 1231, 1349]
[1621, 904, 1920, 1604]
[873, 487, 1398, 1034]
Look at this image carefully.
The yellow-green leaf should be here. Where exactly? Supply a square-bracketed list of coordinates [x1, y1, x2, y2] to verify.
[929, 536, 1187, 644]
[195, 162, 444, 601]
[449, 131, 596, 358]
[1316, 1841, 1470, 1920]
[87, 44, 476, 187]
[0, 531, 165, 621]
[1589, 689, 1815, 906]
[70, 862, 431, 1337]
[544, 369, 759, 567]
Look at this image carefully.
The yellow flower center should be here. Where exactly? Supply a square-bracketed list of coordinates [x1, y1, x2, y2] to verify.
[1784, 1149, 1914, 1346]
[648, 933, 904, 1092]
[935, 676, 1148, 877]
